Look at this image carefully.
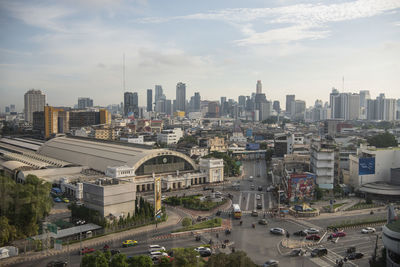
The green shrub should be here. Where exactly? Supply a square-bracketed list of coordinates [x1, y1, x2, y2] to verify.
[182, 217, 192, 227]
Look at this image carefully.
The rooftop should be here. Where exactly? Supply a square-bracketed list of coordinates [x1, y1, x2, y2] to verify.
[386, 219, 400, 233]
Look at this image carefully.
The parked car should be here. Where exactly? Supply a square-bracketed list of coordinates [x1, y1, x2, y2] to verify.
[257, 203, 262, 209]
[62, 198, 69, 203]
[270, 228, 285, 235]
[293, 230, 307, 236]
[122, 240, 138, 247]
[47, 260, 68, 267]
[249, 176, 253, 181]
[150, 251, 169, 261]
[348, 252, 364, 260]
[251, 210, 258, 217]
[80, 247, 95, 255]
[263, 259, 279, 266]
[311, 248, 327, 257]
[289, 248, 306, 257]
[361, 227, 376, 234]
[304, 228, 320, 234]
[306, 234, 321, 241]
[258, 219, 268, 225]
[331, 232, 346, 238]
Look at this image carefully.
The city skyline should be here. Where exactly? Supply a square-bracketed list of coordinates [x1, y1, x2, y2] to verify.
[1, 0, 400, 111]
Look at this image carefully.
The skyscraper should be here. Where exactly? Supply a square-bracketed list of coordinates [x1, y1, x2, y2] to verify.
[155, 85, 163, 102]
[176, 82, 186, 111]
[147, 89, 153, 112]
[24, 89, 46, 123]
[273, 100, 280, 114]
[124, 92, 134, 116]
[194, 92, 201, 111]
[285, 95, 295, 115]
[256, 80, 262, 94]
[78, 97, 93, 109]
[238, 95, 246, 108]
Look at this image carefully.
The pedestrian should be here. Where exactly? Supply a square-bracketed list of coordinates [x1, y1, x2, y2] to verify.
[263, 213, 266, 218]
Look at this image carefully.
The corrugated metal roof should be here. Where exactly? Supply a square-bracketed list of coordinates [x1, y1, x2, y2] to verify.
[1, 160, 31, 171]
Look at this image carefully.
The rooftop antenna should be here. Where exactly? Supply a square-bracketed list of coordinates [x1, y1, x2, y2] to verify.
[123, 53, 126, 92]
[342, 76, 344, 91]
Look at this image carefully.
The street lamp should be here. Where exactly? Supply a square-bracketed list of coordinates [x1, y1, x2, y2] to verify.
[77, 220, 86, 263]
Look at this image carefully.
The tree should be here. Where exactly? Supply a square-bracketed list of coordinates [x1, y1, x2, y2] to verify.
[172, 248, 202, 267]
[181, 217, 192, 227]
[81, 254, 97, 267]
[127, 255, 152, 267]
[95, 251, 109, 267]
[0, 216, 17, 245]
[203, 151, 240, 177]
[315, 186, 323, 200]
[110, 253, 129, 267]
[159, 256, 172, 267]
[367, 132, 398, 148]
[206, 251, 258, 267]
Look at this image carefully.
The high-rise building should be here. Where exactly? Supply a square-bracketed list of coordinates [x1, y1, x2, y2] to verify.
[256, 80, 262, 94]
[208, 102, 220, 118]
[273, 101, 280, 114]
[259, 101, 272, 121]
[238, 96, 246, 108]
[193, 92, 201, 112]
[294, 100, 306, 120]
[165, 100, 172, 116]
[285, 95, 295, 115]
[176, 82, 186, 111]
[359, 90, 370, 108]
[124, 92, 136, 116]
[155, 85, 163, 102]
[5, 106, 10, 113]
[147, 89, 153, 112]
[44, 106, 69, 138]
[24, 89, 46, 123]
[78, 97, 94, 109]
[330, 91, 360, 120]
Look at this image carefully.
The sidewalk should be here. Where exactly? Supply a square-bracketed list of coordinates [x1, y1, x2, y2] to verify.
[1, 209, 182, 266]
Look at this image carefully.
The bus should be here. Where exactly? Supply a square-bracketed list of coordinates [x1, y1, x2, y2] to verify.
[232, 204, 242, 219]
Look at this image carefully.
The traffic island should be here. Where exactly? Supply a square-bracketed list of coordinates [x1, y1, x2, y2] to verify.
[288, 206, 320, 217]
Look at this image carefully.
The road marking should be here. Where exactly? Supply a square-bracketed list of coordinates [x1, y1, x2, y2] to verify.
[245, 192, 250, 210]
[238, 192, 242, 207]
[261, 193, 265, 211]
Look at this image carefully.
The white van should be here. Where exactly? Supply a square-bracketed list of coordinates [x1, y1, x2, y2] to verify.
[148, 245, 166, 253]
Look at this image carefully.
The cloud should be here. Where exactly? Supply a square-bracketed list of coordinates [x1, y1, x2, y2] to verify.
[139, 0, 400, 45]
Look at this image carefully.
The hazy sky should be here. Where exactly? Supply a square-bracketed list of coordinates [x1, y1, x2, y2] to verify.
[1, 0, 400, 112]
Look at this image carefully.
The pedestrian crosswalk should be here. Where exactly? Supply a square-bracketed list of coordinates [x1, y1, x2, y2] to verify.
[235, 192, 274, 212]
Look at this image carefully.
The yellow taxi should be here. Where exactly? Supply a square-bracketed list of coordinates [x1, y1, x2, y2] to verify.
[122, 240, 138, 247]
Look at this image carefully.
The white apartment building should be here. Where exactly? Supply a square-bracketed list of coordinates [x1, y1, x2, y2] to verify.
[310, 139, 335, 189]
[157, 128, 183, 145]
[349, 145, 400, 188]
[24, 89, 46, 124]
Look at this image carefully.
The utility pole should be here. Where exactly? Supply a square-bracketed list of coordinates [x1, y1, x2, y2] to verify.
[373, 234, 379, 262]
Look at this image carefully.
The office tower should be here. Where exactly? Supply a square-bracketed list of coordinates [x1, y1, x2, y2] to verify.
[166, 100, 172, 116]
[331, 92, 360, 120]
[146, 89, 153, 112]
[256, 80, 262, 94]
[259, 101, 272, 121]
[329, 88, 340, 119]
[10, 104, 15, 113]
[176, 82, 186, 111]
[44, 106, 69, 138]
[155, 85, 163, 102]
[359, 90, 370, 108]
[208, 102, 220, 118]
[273, 101, 280, 114]
[5, 107, 10, 113]
[285, 95, 295, 114]
[124, 92, 134, 116]
[155, 99, 166, 113]
[347, 93, 360, 120]
[24, 89, 46, 123]
[294, 100, 306, 120]
[78, 97, 94, 109]
[193, 92, 201, 112]
[172, 100, 177, 113]
[238, 95, 246, 108]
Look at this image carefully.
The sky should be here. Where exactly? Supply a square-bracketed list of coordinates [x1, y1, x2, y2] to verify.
[1, 0, 400, 112]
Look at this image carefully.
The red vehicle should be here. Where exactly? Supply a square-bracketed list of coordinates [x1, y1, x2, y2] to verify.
[306, 234, 321, 241]
[81, 247, 95, 254]
[331, 232, 346, 238]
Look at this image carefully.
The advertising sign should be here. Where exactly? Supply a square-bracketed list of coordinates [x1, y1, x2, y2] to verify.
[359, 157, 375, 175]
[287, 173, 316, 202]
[154, 177, 162, 216]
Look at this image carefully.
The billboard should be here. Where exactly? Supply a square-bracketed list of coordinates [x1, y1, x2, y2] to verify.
[287, 173, 316, 202]
[154, 177, 162, 216]
[359, 157, 375, 175]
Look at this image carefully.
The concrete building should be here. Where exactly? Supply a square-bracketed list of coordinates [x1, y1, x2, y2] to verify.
[147, 89, 153, 112]
[157, 128, 183, 145]
[83, 178, 136, 218]
[382, 206, 400, 267]
[78, 98, 93, 109]
[208, 136, 228, 152]
[24, 89, 46, 124]
[199, 158, 224, 183]
[256, 80, 262, 94]
[44, 106, 70, 138]
[274, 133, 288, 158]
[310, 139, 335, 189]
[286, 95, 295, 116]
[176, 82, 186, 112]
[349, 145, 400, 189]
